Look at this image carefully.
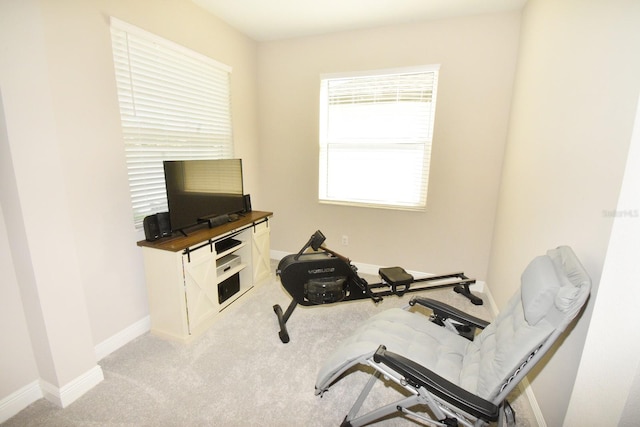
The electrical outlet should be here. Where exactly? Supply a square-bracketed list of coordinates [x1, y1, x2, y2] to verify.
[341, 235, 349, 246]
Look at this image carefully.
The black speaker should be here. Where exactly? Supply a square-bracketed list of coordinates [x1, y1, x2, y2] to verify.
[208, 214, 230, 227]
[157, 212, 171, 237]
[143, 214, 160, 241]
[243, 194, 252, 213]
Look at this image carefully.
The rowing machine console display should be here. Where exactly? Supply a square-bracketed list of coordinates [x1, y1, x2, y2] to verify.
[273, 230, 482, 343]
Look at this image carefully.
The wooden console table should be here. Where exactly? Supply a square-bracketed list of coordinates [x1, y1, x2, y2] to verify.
[137, 211, 273, 342]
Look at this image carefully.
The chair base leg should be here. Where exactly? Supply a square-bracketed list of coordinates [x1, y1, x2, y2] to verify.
[497, 401, 516, 427]
[342, 370, 380, 425]
[341, 370, 445, 427]
[504, 401, 516, 427]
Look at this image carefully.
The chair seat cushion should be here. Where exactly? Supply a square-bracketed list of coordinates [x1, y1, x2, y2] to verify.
[316, 308, 472, 393]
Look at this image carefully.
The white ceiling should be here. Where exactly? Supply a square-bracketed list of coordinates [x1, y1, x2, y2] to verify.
[192, 0, 527, 42]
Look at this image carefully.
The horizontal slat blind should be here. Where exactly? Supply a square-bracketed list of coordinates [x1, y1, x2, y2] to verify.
[319, 66, 439, 209]
[110, 18, 233, 228]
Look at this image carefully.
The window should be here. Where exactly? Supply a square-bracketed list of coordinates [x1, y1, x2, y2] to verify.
[110, 18, 233, 228]
[319, 66, 439, 210]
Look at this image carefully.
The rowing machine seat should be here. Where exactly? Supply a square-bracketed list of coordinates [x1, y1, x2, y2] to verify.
[379, 266, 413, 295]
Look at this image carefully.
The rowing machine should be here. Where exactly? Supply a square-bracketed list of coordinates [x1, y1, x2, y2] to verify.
[273, 230, 482, 343]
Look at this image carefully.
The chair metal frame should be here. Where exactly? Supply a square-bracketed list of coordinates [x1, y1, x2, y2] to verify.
[315, 246, 591, 427]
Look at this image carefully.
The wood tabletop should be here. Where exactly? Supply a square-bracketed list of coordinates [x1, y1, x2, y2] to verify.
[136, 210, 273, 252]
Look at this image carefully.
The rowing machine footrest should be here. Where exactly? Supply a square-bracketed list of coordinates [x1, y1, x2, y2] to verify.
[379, 267, 414, 295]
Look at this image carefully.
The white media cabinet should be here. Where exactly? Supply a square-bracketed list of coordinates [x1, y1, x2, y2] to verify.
[137, 211, 272, 342]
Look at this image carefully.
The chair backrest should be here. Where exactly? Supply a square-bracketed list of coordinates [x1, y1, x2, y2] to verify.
[458, 246, 591, 401]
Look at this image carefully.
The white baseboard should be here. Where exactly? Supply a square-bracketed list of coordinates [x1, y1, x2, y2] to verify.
[94, 315, 151, 361]
[519, 377, 547, 427]
[481, 281, 500, 317]
[2, 316, 150, 420]
[270, 249, 288, 261]
[40, 365, 104, 408]
[0, 380, 43, 423]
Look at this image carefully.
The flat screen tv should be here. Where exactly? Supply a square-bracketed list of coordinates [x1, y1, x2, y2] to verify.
[163, 159, 245, 234]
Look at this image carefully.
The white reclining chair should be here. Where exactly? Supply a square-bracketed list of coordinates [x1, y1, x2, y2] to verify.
[315, 246, 591, 427]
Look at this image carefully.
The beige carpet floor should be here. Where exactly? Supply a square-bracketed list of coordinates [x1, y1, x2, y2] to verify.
[4, 261, 537, 426]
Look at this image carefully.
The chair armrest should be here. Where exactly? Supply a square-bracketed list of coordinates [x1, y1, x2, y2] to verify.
[373, 346, 499, 422]
[410, 297, 490, 329]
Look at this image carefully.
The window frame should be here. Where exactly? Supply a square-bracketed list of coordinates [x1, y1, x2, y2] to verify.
[318, 65, 440, 211]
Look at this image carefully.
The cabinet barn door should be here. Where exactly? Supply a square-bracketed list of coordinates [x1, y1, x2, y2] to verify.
[182, 246, 218, 334]
[252, 222, 271, 283]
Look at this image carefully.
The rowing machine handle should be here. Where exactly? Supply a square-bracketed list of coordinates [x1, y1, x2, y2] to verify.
[294, 230, 327, 259]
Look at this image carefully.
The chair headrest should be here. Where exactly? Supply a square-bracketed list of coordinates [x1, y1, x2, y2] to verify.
[520, 246, 591, 326]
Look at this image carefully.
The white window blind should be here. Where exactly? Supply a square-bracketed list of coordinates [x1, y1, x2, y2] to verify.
[319, 66, 439, 210]
[110, 18, 233, 228]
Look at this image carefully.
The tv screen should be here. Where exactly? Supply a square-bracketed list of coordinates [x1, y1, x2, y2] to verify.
[163, 159, 245, 233]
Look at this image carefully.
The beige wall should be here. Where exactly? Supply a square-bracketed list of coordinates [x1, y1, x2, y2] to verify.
[486, 0, 640, 425]
[259, 12, 521, 279]
[0, 0, 259, 410]
[0, 97, 39, 402]
[564, 89, 640, 425]
[3, 0, 639, 423]
[34, 0, 259, 348]
[0, 0, 99, 394]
